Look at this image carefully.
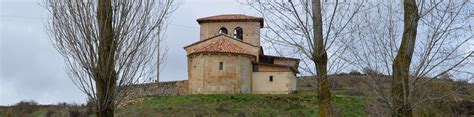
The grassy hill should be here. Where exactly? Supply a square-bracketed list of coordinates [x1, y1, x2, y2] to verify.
[115, 92, 367, 116]
[0, 92, 368, 117]
[1, 75, 473, 116]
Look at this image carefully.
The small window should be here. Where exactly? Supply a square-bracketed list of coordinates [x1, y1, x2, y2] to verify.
[233, 27, 243, 40]
[219, 62, 224, 70]
[218, 27, 228, 34]
[269, 75, 273, 82]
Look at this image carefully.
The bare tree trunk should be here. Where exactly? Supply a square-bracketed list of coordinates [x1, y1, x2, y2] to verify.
[96, 0, 116, 116]
[392, 0, 419, 116]
[312, 0, 332, 116]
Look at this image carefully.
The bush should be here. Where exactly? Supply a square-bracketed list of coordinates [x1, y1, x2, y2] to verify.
[14, 100, 38, 106]
[453, 80, 470, 95]
[362, 68, 384, 76]
[349, 70, 362, 76]
[335, 72, 348, 76]
[13, 100, 38, 114]
[452, 100, 474, 115]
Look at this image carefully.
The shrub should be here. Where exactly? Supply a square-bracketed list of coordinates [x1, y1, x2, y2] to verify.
[452, 100, 474, 115]
[453, 80, 470, 95]
[335, 72, 348, 76]
[14, 100, 38, 106]
[13, 100, 38, 114]
[362, 67, 384, 76]
[349, 70, 362, 76]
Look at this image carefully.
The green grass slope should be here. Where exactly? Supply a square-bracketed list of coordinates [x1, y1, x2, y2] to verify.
[116, 92, 367, 116]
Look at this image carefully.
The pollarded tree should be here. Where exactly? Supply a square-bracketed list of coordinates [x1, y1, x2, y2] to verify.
[344, 0, 473, 116]
[245, 0, 365, 116]
[44, 0, 179, 116]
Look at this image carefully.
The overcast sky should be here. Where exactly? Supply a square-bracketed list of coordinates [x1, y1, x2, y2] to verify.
[1, 0, 473, 106]
[0, 0, 256, 105]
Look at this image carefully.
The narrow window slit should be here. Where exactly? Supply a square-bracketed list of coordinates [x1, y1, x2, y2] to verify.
[219, 62, 224, 70]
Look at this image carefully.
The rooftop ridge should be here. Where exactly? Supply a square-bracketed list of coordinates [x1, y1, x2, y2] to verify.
[196, 14, 264, 28]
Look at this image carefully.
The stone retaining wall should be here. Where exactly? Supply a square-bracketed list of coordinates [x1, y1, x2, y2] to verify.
[125, 80, 188, 99]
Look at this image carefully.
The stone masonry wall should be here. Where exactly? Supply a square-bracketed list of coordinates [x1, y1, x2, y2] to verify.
[199, 22, 261, 46]
[125, 80, 188, 99]
[187, 54, 253, 94]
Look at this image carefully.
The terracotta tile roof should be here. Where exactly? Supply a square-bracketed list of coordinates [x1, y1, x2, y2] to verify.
[197, 14, 264, 27]
[261, 55, 300, 61]
[191, 38, 253, 56]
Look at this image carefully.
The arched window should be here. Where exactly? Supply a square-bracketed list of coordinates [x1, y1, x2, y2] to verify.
[218, 27, 228, 34]
[233, 27, 243, 40]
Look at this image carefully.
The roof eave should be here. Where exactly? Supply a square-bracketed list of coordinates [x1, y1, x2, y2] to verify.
[187, 52, 256, 58]
[196, 19, 264, 28]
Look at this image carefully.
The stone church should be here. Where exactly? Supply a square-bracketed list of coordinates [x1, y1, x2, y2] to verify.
[184, 14, 300, 94]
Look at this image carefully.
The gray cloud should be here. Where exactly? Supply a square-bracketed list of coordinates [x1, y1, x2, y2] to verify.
[1, 0, 88, 105]
[1, 0, 472, 106]
[0, 0, 257, 105]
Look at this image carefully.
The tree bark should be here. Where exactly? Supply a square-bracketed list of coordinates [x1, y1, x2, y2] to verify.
[312, 0, 333, 116]
[96, 0, 116, 116]
[391, 0, 419, 116]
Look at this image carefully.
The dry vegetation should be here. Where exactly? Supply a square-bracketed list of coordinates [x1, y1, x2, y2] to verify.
[1, 74, 473, 116]
[298, 73, 474, 116]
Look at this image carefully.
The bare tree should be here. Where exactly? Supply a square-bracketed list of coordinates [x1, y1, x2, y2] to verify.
[344, 0, 473, 116]
[245, 0, 365, 116]
[390, 0, 421, 116]
[44, 0, 179, 116]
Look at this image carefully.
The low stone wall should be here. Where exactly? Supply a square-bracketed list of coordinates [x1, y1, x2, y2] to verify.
[125, 80, 188, 99]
